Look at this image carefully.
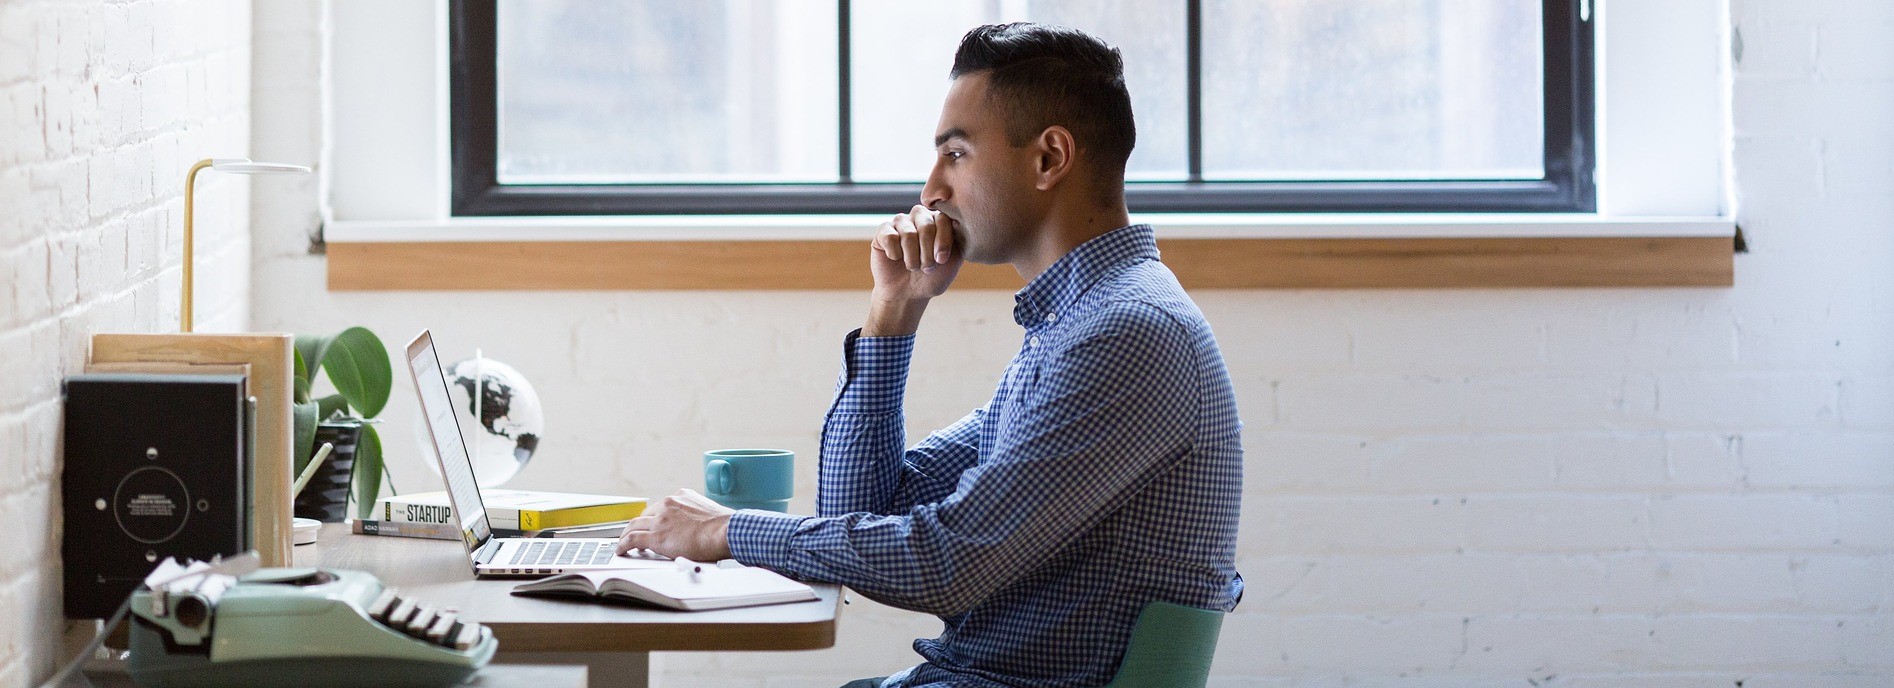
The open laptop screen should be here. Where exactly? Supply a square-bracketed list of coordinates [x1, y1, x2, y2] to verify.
[405, 330, 492, 551]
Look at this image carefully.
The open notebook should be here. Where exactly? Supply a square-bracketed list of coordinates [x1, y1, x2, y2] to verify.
[510, 560, 817, 611]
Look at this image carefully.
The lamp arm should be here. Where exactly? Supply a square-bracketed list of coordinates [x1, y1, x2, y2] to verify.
[181, 159, 214, 333]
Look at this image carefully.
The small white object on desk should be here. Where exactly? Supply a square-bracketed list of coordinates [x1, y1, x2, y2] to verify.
[292, 517, 322, 545]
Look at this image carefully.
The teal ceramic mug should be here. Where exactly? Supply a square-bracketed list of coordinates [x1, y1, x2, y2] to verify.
[703, 449, 793, 512]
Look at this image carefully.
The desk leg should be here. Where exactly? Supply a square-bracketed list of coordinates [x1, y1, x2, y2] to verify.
[492, 652, 647, 688]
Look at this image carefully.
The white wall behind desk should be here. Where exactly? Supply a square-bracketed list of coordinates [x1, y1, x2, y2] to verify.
[249, 1, 1893, 686]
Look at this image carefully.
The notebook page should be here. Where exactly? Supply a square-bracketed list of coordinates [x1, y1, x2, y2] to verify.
[590, 565, 814, 602]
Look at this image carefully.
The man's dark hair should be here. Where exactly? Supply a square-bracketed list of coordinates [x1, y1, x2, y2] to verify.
[950, 23, 1136, 190]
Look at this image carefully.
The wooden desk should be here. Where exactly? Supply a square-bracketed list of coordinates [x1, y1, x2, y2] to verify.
[295, 524, 841, 687]
[82, 662, 589, 688]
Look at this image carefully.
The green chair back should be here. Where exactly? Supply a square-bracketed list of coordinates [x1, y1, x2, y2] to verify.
[1101, 601, 1225, 688]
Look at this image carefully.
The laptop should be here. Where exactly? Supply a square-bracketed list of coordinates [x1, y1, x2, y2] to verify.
[405, 329, 665, 577]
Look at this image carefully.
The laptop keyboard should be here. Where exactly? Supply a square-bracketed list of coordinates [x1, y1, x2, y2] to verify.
[507, 541, 616, 567]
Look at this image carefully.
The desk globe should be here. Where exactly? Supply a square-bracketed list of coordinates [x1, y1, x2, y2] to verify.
[415, 354, 543, 486]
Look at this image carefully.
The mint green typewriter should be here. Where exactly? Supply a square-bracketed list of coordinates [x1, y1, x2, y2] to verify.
[127, 567, 497, 688]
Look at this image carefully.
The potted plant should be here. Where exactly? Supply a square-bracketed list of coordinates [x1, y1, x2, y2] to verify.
[292, 326, 393, 522]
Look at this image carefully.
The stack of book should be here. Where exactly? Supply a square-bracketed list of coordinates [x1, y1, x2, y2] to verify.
[88, 333, 298, 566]
[354, 489, 646, 540]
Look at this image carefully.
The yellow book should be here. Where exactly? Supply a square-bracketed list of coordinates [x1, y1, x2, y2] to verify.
[378, 489, 646, 531]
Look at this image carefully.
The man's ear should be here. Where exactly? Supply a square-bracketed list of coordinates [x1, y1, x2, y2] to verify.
[1032, 126, 1076, 192]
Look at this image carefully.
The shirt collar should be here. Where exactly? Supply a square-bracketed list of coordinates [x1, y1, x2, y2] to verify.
[1012, 224, 1159, 327]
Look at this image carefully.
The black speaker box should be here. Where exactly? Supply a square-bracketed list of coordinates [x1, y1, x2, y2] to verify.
[62, 374, 251, 618]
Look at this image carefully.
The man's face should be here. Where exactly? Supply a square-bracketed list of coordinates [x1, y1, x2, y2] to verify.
[922, 73, 1042, 265]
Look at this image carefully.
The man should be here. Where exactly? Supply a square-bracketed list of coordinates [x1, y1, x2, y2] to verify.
[619, 23, 1243, 687]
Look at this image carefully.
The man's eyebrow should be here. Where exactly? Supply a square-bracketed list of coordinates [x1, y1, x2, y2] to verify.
[934, 128, 969, 147]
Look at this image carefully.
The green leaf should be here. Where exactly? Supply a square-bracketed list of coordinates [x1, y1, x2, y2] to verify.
[292, 400, 319, 476]
[351, 424, 383, 521]
[320, 327, 392, 419]
[316, 394, 350, 423]
[294, 334, 333, 386]
[292, 349, 311, 404]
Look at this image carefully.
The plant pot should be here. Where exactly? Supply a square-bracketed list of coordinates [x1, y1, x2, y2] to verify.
[293, 420, 361, 523]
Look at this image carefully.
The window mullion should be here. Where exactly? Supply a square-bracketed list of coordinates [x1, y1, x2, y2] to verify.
[838, 0, 853, 185]
[1186, 0, 1203, 183]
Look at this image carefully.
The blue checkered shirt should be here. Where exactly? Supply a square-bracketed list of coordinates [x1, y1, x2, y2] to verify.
[729, 225, 1244, 687]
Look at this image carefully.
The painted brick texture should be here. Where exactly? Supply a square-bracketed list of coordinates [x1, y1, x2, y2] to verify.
[0, 0, 251, 685]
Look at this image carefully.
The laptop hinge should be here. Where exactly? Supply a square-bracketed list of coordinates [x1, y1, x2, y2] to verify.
[474, 537, 502, 565]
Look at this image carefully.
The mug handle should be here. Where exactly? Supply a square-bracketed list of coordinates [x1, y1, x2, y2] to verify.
[705, 459, 734, 496]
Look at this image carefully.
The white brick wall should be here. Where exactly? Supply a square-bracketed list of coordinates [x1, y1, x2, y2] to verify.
[203, 0, 1894, 685]
[0, 0, 252, 685]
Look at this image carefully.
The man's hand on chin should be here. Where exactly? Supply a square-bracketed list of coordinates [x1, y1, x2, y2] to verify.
[614, 488, 735, 561]
[865, 206, 964, 337]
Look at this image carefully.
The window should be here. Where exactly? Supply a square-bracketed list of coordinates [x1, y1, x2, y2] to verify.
[451, 0, 1594, 216]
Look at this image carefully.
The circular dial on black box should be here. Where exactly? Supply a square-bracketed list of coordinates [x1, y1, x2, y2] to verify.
[112, 466, 192, 544]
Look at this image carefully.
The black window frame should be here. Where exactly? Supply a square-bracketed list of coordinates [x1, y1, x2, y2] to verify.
[451, 0, 1594, 216]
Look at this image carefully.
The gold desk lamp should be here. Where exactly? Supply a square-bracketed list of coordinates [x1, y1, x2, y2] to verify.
[181, 158, 311, 332]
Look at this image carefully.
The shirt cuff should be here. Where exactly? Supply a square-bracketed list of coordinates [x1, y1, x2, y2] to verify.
[726, 509, 806, 570]
[835, 328, 915, 414]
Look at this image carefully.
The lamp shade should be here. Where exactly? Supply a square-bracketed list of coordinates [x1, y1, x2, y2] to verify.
[209, 158, 311, 174]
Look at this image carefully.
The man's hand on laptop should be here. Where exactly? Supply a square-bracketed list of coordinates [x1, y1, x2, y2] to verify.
[615, 489, 734, 562]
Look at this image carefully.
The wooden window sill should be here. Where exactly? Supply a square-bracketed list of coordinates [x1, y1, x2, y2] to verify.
[325, 235, 1733, 290]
